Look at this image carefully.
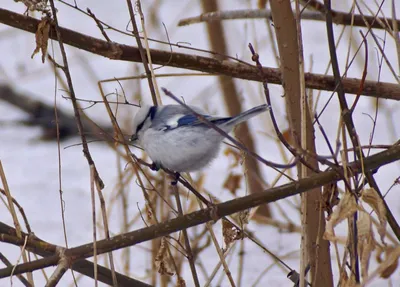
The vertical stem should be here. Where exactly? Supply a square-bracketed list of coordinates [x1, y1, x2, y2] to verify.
[171, 176, 200, 287]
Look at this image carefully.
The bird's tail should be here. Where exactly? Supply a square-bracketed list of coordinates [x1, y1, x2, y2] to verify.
[224, 104, 270, 127]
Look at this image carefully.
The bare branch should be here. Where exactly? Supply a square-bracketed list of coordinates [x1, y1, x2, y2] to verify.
[0, 8, 399, 100]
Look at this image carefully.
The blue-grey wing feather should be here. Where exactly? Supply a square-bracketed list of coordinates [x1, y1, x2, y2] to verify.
[150, 105, 231, 130]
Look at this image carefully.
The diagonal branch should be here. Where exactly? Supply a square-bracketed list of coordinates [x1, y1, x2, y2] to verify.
[0, 8, 399, 100]
[1, 143, 400, 278]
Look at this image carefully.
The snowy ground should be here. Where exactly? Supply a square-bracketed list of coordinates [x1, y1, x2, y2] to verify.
[1, 1, 400, 286]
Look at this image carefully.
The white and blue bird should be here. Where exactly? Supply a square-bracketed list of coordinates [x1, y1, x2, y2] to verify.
[130, 104, 269, 173]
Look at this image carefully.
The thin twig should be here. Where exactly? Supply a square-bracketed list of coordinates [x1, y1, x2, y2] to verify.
[90, 166, 98, 287]
[125, 0, 158, 105]
[171, 178, 200, 287]
[48, 0, 104, 189]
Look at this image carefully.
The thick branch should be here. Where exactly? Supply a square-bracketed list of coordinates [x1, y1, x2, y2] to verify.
[1, 144, 400, 278]
[0, 8, 399, 100]
[178, 9, 400, 31]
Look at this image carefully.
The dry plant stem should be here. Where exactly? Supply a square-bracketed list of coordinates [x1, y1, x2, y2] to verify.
[269, 2, 332, 285]
[90, 166, 98, 287]
[296, 1, 312, 285]
[126, 0, 158, 106]
[204, 243, 235, 287]
[94, 180, 118, 287]
[323, 0, 400, 242]
[0, 189, 31, 233]
[47, 0, 104, 189]
[1, 8, 400, 101]
[171, 180, 200, 287]
[136, 1, 162, 104]
[0, 161, 33, 284]
[52, 50, 71, 264]
[236, 239, 244, 287]
[117, 156, 131, 274]
[392, 0, 400, 73]
[0, 253, 31, 287]
[204, 222, 236, 287]
[2, 143, 400, 278]
[177, 8, 400, 31]
[0, 225, 151, 287]
[45, 250, 69, 287]
[200, 0, 270, 217]
[194, 194, 236, 287]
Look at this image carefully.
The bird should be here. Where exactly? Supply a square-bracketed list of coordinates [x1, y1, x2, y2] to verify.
[130, 103, 269, 173]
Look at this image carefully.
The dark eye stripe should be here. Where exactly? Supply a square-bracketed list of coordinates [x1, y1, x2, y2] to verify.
[136, 106, 157, 134]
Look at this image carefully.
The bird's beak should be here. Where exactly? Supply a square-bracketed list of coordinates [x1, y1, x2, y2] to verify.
[130, 134, 138, 142]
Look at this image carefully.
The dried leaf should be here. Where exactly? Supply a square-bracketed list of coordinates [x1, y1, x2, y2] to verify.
[31, 17, 50, 63]
[379, 246, 400, 278]
[361, 188, 387, 244]
[222, 172, 242, 195]
[357, 211, 375, 280]
[324, 192, 358, 243]
[222, 219, 243, 250]
[155, 237, 174, 276]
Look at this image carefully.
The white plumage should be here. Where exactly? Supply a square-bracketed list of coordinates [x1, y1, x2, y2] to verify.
[130, 104, 269, 172]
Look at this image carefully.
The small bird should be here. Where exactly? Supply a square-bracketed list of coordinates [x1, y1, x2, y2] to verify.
[130, 104, 269, 173]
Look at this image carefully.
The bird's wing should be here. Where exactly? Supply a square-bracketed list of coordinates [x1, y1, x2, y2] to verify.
[150, 105, 231, 131]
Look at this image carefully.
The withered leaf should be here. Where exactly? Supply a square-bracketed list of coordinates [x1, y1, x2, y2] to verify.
[357, 211, 375, 280]
[31, 17, 50, 63]
[222, 172, 242, 195]
[155, 237, 174, 276]
[222, 219, 243, 249]
[324, 192, 358, 243]
[379, 246, 400, 279]
[361, 188, 387, 244]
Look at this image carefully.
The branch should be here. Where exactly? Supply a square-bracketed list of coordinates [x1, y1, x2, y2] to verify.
[177, 9, 400, 31]
[1, 143, 400, 278]
[0, 8, 399, 100]
[0, 223, 151, 287]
